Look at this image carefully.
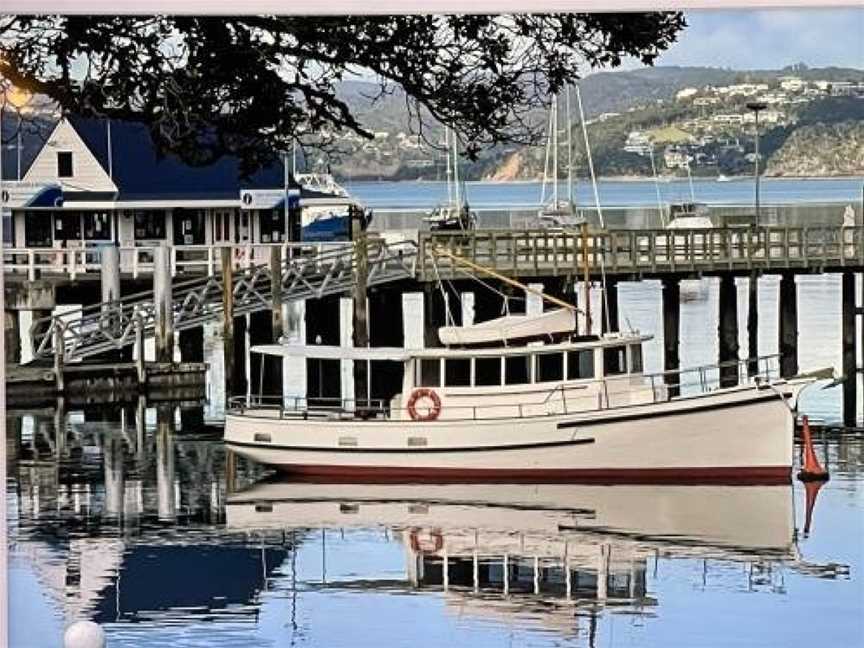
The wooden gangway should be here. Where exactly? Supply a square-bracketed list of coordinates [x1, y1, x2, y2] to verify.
[419, 226, 864, 279]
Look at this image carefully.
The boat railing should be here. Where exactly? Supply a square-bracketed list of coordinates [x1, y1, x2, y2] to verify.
[228, 354, 784, 422]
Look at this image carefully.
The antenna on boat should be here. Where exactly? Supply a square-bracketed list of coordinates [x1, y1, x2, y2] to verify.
[566, 87, 574, 211]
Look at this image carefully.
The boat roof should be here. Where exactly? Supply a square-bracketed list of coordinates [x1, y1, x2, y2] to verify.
[251, 332, 651, 361]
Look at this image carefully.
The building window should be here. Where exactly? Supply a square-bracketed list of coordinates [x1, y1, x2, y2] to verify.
[57, 152, 74, 178]
[54, 211, 81, 242]
[83, 211, 111, 240]
[567, 350, 595, 380]
[133, 210, 166, 240]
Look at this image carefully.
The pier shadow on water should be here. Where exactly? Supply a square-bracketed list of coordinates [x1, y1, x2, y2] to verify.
[5, 398, 864, 648]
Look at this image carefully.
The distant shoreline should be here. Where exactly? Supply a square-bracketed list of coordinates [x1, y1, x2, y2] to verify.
[343, 175, 864, 184]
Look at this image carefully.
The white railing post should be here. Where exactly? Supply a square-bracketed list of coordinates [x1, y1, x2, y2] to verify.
[27, 249, 35, 281]
[171, 246, 178, 277]
[207, 246, 214, 277]
[132, 248, 139, 279]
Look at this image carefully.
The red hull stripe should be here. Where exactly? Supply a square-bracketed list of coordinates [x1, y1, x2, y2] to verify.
[264, 464, 792, 485]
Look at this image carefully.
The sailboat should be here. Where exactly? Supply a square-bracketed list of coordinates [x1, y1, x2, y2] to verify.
[424, 127, 476, 231]
[538, 90, 584, 228]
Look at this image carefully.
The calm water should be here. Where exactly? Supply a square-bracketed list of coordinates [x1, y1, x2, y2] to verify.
[7, 241, 864, 646]
[347, 177, 864, 209]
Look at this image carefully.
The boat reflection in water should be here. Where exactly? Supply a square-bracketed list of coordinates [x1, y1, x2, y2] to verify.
[226, 480, 802, 631]
[8, 405, 855, 646]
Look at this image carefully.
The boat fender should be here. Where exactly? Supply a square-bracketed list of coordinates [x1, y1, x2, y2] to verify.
[406, 388, 442, 422]
[409, 528, 444, 555]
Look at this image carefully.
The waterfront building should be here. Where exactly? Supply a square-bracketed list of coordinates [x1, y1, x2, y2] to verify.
[1, 115, 355, 252]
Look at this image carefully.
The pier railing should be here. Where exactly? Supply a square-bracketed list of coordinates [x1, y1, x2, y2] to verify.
[30, 239, 418, 361]
[229, 354, 784, 422]
[2, 242, 352, 281]
[419, 226, 864, 279]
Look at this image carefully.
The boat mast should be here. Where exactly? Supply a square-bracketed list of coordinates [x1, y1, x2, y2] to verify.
[445, 127, 453, 205]
[540, 107, 554, 206]
[574, 84, 604, 229]
[648, 145, 666, 227]
[552, 93, 559, 207]
[452, 130, 461, 208]
[566, 87, 574, 212]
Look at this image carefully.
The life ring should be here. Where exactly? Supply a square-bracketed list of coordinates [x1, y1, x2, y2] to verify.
[406, 388, 441, 421]
[409, 528, 444, 555]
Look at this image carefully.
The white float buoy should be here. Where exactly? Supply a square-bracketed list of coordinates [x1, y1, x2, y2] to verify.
[63, 621, 106, 648]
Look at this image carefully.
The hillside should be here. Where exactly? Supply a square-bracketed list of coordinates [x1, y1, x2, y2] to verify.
[766, 121, 864, 177]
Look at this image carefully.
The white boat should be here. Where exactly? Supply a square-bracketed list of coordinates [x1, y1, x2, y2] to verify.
[438, 308, 576, 346]
[225, 317, 815, 482]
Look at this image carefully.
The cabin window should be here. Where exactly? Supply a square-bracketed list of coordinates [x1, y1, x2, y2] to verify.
[505, 355, 531, 385]
[57, 152, 74, 178]
[567, 350, 595, 380]
[54, 211, 81, 242]
[603, 346, 627, 376]
[630, 344, 643, 373]
[445, 358, 471, 387]
[535, 353, 563, 383]
[418, 359, 440, 387]
[83, 211, 111, 240]
[474, 357, 502, 386]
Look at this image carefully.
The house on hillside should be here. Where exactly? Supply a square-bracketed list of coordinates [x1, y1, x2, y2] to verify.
[1, 116, 358, 251]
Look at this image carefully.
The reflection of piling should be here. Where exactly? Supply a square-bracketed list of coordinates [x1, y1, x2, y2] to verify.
[662, 277, 680, 398]
[841, 271, 856, 427]
[718, 274, 739, 388]
[103, 435, 125, 519]
[156, 404, 176, 521]
[779, 271, 798, 378]
[153, 244, 174, 364]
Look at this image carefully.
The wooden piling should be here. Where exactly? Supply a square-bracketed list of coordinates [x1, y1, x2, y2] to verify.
[602, 278, 619, 334]
[101, 245, 121, 309]
[352, 229, 370, 409]
[662, 276, 680, 398]
[53, 326, 65, 394]
[779, 271, 798, 378]
[270, 245, 284, 395]
[155, 404, 176, 521]
[842, 271, 856, 427]
[221, 247, 235, 402]
[135, 317, 146, 386]
[153, 244, 174, 364]
[747, 272, 759, 376]
[4, 310, 21, 365]
[718, 274, 739, 388]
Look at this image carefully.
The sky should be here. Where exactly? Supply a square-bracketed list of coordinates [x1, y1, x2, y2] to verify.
[652, 8, 863, 71]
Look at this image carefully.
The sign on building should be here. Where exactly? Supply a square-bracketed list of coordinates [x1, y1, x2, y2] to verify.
[239, 188, 300, 210]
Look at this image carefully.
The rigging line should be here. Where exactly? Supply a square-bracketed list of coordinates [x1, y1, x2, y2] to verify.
[448, 261, 524, 304]
[429, 250, 455, 326]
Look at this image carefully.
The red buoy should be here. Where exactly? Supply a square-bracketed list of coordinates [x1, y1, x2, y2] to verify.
[797, 415, 829, 482]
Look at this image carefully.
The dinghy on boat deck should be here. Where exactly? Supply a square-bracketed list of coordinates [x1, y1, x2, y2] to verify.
[438, 308, 576, 346]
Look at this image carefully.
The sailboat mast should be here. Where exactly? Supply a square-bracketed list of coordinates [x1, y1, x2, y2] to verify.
[552, 93, 558, 207]
[445, 127, 453, 204]
[452, 131, 461, 207]
[574, 84, 604, 228]
[648, 146, 666, 227]
[566, 88, 574, 209]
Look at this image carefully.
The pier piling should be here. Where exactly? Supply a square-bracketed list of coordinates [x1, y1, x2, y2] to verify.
[153, 244, 173, 364]
[352, 231, 370, 408]
[270, 245, 284, 394]
[602, 279, 619, 334]
[747, 272, 759, 376]
[4, 310, 21, 365]
[100, 245, 120, 310]
[842, 271, 857, 427]
[718, 274, 739, 388]
[221, 247, 236, 402]
[662, 277, 681, 398]
[779, 272, 798, 379]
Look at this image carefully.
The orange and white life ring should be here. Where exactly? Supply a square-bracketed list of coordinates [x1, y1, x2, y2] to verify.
[406, 388, 441, 421]
[409, 528, 444, 555]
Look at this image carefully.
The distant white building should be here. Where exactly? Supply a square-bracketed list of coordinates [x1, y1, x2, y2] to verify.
[718, 83, 769, 97]
[779, 77, 805, 92]
[713, 113, 744, 124]
[676, 87, 698, 101]
[693, 97, 721, 107]
[663, 147, 693, 169]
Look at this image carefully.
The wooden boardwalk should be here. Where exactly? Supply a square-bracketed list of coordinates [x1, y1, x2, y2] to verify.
[418, 226, 864, 280]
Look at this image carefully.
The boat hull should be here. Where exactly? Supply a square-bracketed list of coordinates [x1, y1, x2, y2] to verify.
[225, 382, 804, 484]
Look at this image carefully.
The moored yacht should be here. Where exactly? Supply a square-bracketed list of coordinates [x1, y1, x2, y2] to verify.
[224, 299, 817, 483]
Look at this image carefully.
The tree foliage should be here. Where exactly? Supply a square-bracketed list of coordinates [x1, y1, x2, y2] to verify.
[0, 14, 685, 173]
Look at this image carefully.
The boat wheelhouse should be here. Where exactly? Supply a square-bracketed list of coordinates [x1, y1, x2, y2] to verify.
[225, 304, 815, 483]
